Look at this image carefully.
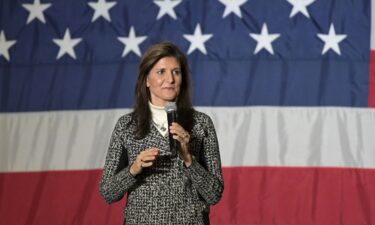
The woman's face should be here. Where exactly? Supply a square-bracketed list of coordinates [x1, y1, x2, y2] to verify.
[147, 56, 182, 106]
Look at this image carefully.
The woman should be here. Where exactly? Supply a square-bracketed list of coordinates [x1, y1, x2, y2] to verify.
[99, 42, 223, 225]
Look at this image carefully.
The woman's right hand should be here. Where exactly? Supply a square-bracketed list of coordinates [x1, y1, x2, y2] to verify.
[129, 148, 160, 176]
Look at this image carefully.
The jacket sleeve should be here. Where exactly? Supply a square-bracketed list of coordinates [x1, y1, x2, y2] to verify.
[99, 116, 138, 204]
[184, 114, 224, 205]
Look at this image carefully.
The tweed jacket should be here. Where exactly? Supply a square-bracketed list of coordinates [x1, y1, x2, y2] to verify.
[99, 110, 224, 225]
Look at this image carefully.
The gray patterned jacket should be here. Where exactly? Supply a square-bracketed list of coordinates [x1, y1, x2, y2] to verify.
[99, 110, 224, 225]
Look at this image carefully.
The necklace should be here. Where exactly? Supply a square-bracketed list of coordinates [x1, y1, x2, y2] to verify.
[152, 120, 167, 132]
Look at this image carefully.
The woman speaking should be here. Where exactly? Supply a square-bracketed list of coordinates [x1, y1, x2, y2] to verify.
[99, 42, 224, 225]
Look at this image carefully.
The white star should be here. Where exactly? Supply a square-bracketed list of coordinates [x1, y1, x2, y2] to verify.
[53, 29, 82, 60]
[183, 24, 213, 55]
[88, 0, 117, 22]
[153, 0, 182, 20]
[249, 23, 280, 55]
[118, 27, 147, 57]
[218, 0, 248, 18]
[21, 0, 51, 24]
[317, 23, 347, 55]
[286, 0, 315, 18]
[0, 31, 17, 61]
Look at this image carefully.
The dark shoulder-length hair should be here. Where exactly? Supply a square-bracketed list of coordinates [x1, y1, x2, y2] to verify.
[133, 42, 194, 139]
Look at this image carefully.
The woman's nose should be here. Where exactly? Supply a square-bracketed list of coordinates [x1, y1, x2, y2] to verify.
[166, 71, 175, 83]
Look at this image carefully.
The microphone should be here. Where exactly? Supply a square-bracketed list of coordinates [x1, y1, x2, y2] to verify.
[165, 101, 178, 157]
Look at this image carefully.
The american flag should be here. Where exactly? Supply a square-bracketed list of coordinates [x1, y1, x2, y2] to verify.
[1, 0, 375, 224]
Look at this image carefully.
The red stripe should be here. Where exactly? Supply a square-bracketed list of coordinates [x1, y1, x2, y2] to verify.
[213, 167, 375, 225]
[0, 170, 124, 225]
[1, 167, 375, 225]
[369, 51, 375, 107]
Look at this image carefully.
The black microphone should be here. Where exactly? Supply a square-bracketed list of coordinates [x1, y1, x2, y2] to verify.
[165, 102, 178, 157]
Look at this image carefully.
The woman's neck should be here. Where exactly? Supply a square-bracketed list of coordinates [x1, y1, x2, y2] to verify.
[149, 101, 165, 110]
[149, 101, 168, 136]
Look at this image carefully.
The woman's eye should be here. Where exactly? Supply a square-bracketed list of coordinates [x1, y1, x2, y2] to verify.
[157, 69, 165, 75]
[173, 70, 181, 75]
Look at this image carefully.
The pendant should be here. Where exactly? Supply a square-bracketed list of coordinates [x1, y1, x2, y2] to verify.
[153, 120, 167, 132]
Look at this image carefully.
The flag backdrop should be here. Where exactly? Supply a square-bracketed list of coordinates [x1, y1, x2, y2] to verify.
[1, 0, 375, 224]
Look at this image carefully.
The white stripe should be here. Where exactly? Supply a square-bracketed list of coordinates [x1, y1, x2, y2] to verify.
[0, 109, 129, 172]
[372, 0, 375, 49]
[1, 107, 375, 172]
[205, 107, 375, 168]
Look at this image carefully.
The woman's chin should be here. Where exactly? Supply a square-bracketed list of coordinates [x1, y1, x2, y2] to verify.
[164, 97, 177, 102]
[162, 95, 177, 102]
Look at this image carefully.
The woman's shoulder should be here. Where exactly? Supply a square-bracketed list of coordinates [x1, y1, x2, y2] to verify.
[190, 110, 217, 138]
[192, 110, 214, 126]
[118, 112, 133, 121]
[115, 112, 135, 129]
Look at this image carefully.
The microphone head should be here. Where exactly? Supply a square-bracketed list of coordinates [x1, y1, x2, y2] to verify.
[165, 101, 177, 112]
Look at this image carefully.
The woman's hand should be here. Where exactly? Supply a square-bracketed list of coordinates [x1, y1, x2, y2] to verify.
[169, 122, 192, 167]
[129, 148, 160, 176]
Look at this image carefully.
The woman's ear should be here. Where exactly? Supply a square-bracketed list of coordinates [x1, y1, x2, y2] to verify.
[146, 77, 150, 87]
